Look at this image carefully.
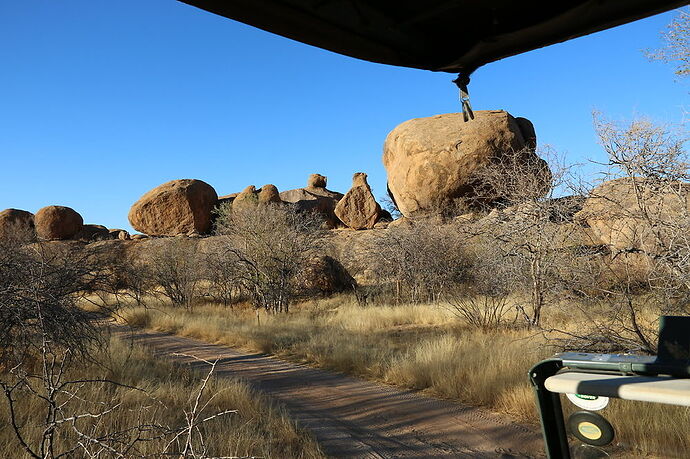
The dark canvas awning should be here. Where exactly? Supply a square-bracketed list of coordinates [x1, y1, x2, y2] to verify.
[178, 0, 688, 74]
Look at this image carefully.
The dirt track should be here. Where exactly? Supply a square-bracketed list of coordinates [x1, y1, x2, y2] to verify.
[115, 327, 544, 458]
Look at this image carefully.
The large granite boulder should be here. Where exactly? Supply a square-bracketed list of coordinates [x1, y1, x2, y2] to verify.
[335, 173, 382, 230]
[128, 179, 218, 236]
[280, 174, 344, 228]
[0, 209, 35, 241]
[35, 206, 83, 240]
[575, 177, 690, 252]
[383, 110, 549, 217]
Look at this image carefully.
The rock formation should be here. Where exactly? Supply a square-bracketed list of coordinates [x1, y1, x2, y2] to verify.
[231, 184, 282, 209]
[383, 110, 549, 217]
[575, 177, 690, 252]
[335, 173, 382, 230]
[307, 173, 327, 188]
[109, 228, 131, 240]
[0, 208, 35, 240]
[128, 179, 218, 236]
[232, 186, 259, 209]
[295, 255, 356, 296]
[258, 184, 282, 204]
[75, 224, 111, 242]
[35, 206, 84, 240]
[280, 174, 344, 228]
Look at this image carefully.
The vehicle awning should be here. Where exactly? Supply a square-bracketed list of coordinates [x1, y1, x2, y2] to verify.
[178, 0, 688, 74]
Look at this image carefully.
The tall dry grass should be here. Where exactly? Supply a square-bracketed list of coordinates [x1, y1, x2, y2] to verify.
[115, 295, 690, 457]
[0, 337, 323, 459]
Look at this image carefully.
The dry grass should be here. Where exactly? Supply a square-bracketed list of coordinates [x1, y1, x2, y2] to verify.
[115, 295, 690, 457]
[0, 337, 323, 459]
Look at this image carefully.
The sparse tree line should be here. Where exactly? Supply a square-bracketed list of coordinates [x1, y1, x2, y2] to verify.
[5, 113, 684, 357]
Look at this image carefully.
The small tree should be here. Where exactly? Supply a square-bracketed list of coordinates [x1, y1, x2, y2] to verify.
[215, 203, 324, 314]
[465, 147, 576, 327]
[557, 114, 690, 353]
[646, 7, 689, 78]
[371, 219, 468, 304]
[202, 237, 241, 306]
[148, 238, 201, 309]
[446, 239, 516, 330]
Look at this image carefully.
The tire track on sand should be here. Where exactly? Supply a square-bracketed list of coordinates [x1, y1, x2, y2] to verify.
[114, 327, 544, 458]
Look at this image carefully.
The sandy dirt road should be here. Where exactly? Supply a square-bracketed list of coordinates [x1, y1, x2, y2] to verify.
[114, 327, 544, 458]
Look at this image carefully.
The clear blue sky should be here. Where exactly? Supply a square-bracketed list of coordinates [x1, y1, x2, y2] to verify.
[1, 1, 687, 232]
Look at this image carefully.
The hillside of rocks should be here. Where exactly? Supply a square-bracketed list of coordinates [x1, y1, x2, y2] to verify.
[2, 109, 683, 288]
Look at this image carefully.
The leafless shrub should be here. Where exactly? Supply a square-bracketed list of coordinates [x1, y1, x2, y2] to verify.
[1, 339, 235, 459]
[214, 202, 324, 313]
[551, 114, 690, 352]
[0, 237, 108, 362]
[463, 147, 577, 327]
[370, 219, 468, 304]
[148, 238, 202, 309]
[646, 7, 689, 78]
[201, 237, 242, 307]
[118, 252, 156, 307]
[446, 241, 516, 330]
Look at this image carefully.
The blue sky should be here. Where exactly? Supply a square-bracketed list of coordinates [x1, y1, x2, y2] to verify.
[0, 1, 687, 232]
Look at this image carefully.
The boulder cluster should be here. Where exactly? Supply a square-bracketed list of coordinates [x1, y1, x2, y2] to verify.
[0, 206, 131, 243]
[125, 172, 390, 236]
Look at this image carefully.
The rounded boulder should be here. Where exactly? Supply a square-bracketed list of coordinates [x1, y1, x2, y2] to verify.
[383, 110, 547, 216]
[128, 179, 218, 236]
[35, 206, 83, 240]
[0, 209, 36, 241]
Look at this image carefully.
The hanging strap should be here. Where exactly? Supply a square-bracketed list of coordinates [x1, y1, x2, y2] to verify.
[452, 73, 474, 122]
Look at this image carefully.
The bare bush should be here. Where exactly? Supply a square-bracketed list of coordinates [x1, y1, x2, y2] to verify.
[1, 339, 235, 458]
[646, 7, 689, 78]
[0, 237, 108, 362]
[148, 238, 202, 309]
[464, 147, 577, 327]
[201, 237, 242, 306]
[118, 251, 156, 307]
[446, 241, 516, 330]
[215, 203, 324, 313]
[371, 219, 468, 304]
[553, 115, 690, 353]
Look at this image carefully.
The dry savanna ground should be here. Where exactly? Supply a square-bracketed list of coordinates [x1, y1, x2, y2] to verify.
[112, 294, 690, 458]
[0, 337, 323, 459]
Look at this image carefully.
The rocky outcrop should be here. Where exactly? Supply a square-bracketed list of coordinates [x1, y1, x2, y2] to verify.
[109, 229, 131, 240]
[335, 173, 382, 230]
[35, 206, 83, 240]
[575, 177, 690, 252]
[308, 174, 327, 188]
[383, 110, 549, 217]
[75, 224, 111, 242]
[258, 184, 282, 204]
[217, 193, 239, 207]
[128, 179, 218, 236]
[295, 255, 356, 296]
[280, 174, 344, 228]
[0, 209, 35, 240]
[232, 184, 282, 209]
[232, 185, 259, 209]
